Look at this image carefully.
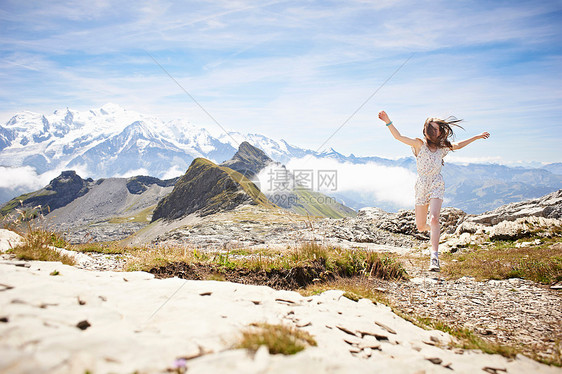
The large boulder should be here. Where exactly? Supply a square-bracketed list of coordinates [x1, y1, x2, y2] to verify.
[467, 189, 562, 226]
[488, 217, 562, 241]
[0, 229, 23, 251]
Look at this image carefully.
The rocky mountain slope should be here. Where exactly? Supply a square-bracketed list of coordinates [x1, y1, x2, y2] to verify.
[220, 141, 273, 178]
[152, 158, 275, 221]
[0, 171, 178, 243]
[0, 171, 93, 217]
[221, 141, 356, 219]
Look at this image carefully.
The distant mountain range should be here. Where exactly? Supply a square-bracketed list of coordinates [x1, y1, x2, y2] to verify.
[1, 104, 560, 214]
[0, 142, 356, 248]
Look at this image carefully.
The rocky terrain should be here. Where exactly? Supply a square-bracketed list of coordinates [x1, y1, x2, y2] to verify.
[123, 190, 561, 254]
[1, 257, 560, 374]
[0, 187, 561, 373]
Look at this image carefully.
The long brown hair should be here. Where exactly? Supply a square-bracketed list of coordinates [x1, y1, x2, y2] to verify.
[423, 116, 464, 150]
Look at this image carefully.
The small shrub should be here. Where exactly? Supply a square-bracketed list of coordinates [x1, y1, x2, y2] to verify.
[7, 226, 75, 265]
[289, 242, 329, 263]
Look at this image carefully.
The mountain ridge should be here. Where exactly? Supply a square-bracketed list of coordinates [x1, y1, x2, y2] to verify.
[1, 104, 560, 213]
[151, 157, 275, 221]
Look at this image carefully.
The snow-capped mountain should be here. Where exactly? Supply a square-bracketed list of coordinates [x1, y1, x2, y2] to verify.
[1, 103, 560, 213]
[0, 104, 236, 176]
[0, 103, 319, 178]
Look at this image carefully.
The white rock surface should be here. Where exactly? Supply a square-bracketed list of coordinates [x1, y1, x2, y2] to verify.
[0, 259, 559, 374]
[0, 229, 23, 252]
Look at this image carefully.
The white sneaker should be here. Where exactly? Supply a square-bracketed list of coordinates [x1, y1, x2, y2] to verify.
[429, 257, 440, 272]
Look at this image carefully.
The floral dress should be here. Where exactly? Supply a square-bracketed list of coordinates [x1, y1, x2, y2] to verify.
[414, 142, 449, 206]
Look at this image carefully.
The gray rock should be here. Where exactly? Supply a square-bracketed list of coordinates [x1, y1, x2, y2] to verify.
[467, 189, 562, 225]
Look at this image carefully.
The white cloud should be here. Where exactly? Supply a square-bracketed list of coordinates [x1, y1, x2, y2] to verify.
[255, 157, 416, 207]
[0, 164, 91, 191]
[0, 166, 43, 190]
[161, 165, 185, 180]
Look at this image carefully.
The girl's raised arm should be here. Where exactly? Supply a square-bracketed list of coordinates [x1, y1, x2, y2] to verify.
[378, 111, 423, 149]
[451, 132, 490, 150]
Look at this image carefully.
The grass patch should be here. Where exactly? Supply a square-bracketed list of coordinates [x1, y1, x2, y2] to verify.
[125, 242, 408, 282]
[7, 227, 75, 265]
[3, 208, 75, 264]
[70, 242, 128, 254]
[300, 277, 391, 305]
[442, 239, 562, 284]
[108, 205, 155, 223]
[396, 311, 560, 366]
[235, 323, 317, 355]
[413, 316, 517, 356]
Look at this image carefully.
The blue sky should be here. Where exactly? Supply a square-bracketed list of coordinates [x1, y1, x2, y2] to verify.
[1, 0, 561, 165]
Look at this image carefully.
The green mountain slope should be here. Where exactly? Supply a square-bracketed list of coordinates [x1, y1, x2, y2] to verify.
[151, 158, 275, 221]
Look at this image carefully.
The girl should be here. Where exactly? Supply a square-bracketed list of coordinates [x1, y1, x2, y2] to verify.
[378, 111, 490, 271]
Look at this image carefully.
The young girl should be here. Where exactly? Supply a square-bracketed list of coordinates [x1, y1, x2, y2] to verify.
[378, 111, 490, 271]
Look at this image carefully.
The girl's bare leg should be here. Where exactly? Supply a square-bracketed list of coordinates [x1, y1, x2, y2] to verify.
[428, 198, 443, 254]
[415, 204, 430, 232]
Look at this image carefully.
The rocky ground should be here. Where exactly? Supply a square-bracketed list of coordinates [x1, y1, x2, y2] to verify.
[1, 190, 561, 372]
[1, 257, 560, 374]
[372, 273, 562, 364]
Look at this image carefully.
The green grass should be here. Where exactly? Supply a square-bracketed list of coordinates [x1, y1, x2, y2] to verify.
[221, 165, 276, 209]
[70, 242, 128, 254]
[124, 242, 408, 282]
[0, 192, 35, 217]
[108, 205, 156, 223]
[442, 239, 562, 284]
[408, 315, 521, 358]
[235, 323, 317, 355]
[290, 187, 356, 219]
[7, 227, 75, 265]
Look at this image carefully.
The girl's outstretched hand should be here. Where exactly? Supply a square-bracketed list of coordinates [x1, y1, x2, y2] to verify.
[378, 111, 390, 124]
[479, 132, 490, 139]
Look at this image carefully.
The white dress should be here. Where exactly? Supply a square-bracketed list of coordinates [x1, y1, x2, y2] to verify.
[414, 142, 449, 206]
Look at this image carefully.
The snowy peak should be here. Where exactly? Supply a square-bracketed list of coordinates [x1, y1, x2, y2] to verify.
[0, 103, 309, 174]
[99, 102, 127, 115]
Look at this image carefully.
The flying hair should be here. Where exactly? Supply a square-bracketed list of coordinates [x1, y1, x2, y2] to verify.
[423, 116, 464, 150]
